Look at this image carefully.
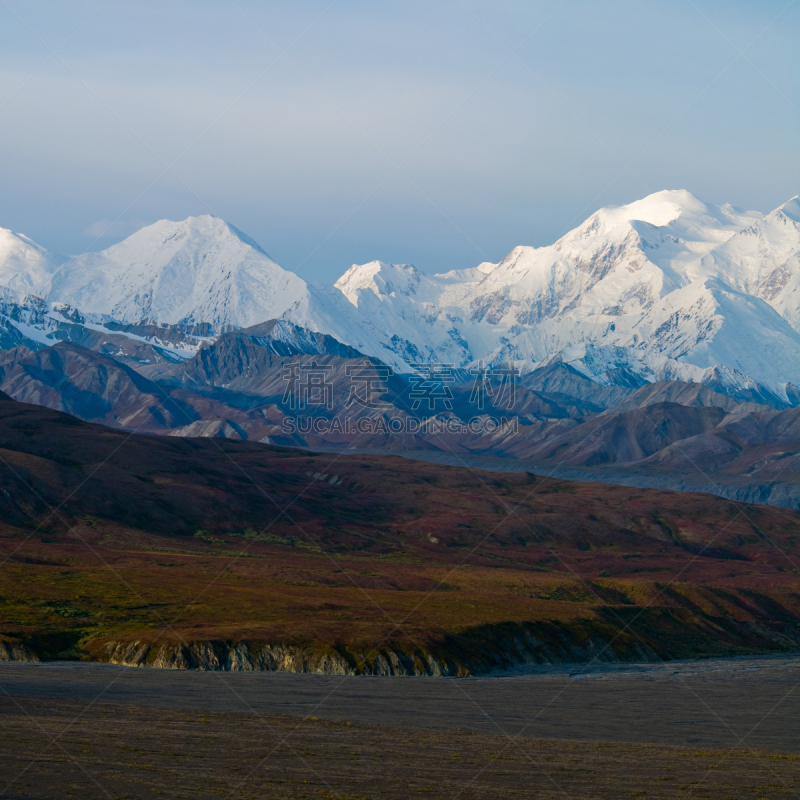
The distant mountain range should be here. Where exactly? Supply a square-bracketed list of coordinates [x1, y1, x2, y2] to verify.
[1, 190, 800, 403]
[1, 189, 800, 508]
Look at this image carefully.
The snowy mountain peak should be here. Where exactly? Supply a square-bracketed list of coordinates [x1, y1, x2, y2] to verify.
[0, 226, 65, 295]
[701, 194, 800, 333]
[46, 215, 306, 330]
[562, 190, 759, 252]
[334, 260, 423, 304]
[79, 214, 274, 264]
[777, 196, 800, 224]
[323, 191, 800, 397]
[599, 189, 706, 228]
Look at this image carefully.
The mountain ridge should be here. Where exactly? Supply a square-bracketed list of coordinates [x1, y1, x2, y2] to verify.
[1, 189, 799, 402]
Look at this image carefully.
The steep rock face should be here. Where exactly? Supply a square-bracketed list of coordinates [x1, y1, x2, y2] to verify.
[97, 624, 660, 676]
[100, 640, 459, 676]
[92, 606, 800, 676]
[0, 641, 39, 663]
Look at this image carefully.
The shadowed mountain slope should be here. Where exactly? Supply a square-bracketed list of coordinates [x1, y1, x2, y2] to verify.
[519, 361, 632, 409]
[0, 342, 199, 430]
[506, 403, 729, 465]
[604, 380, 767, 414]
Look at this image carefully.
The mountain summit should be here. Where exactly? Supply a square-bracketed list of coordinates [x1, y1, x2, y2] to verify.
[46, 215, 308, 330]
[326, 191, 800, 396]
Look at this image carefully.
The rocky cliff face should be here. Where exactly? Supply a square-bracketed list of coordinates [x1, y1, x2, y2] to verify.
[98, 631, 656, 677]
[94, 610, 800, 677]
[100, 640, 459, 676]
[0, 641, 39, 662]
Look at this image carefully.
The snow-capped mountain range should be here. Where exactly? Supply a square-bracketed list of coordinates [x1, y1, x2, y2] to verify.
[1, 189, 800, 402]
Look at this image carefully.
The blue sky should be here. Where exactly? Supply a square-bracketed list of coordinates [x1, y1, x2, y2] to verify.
[0, 0, 797, 282]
